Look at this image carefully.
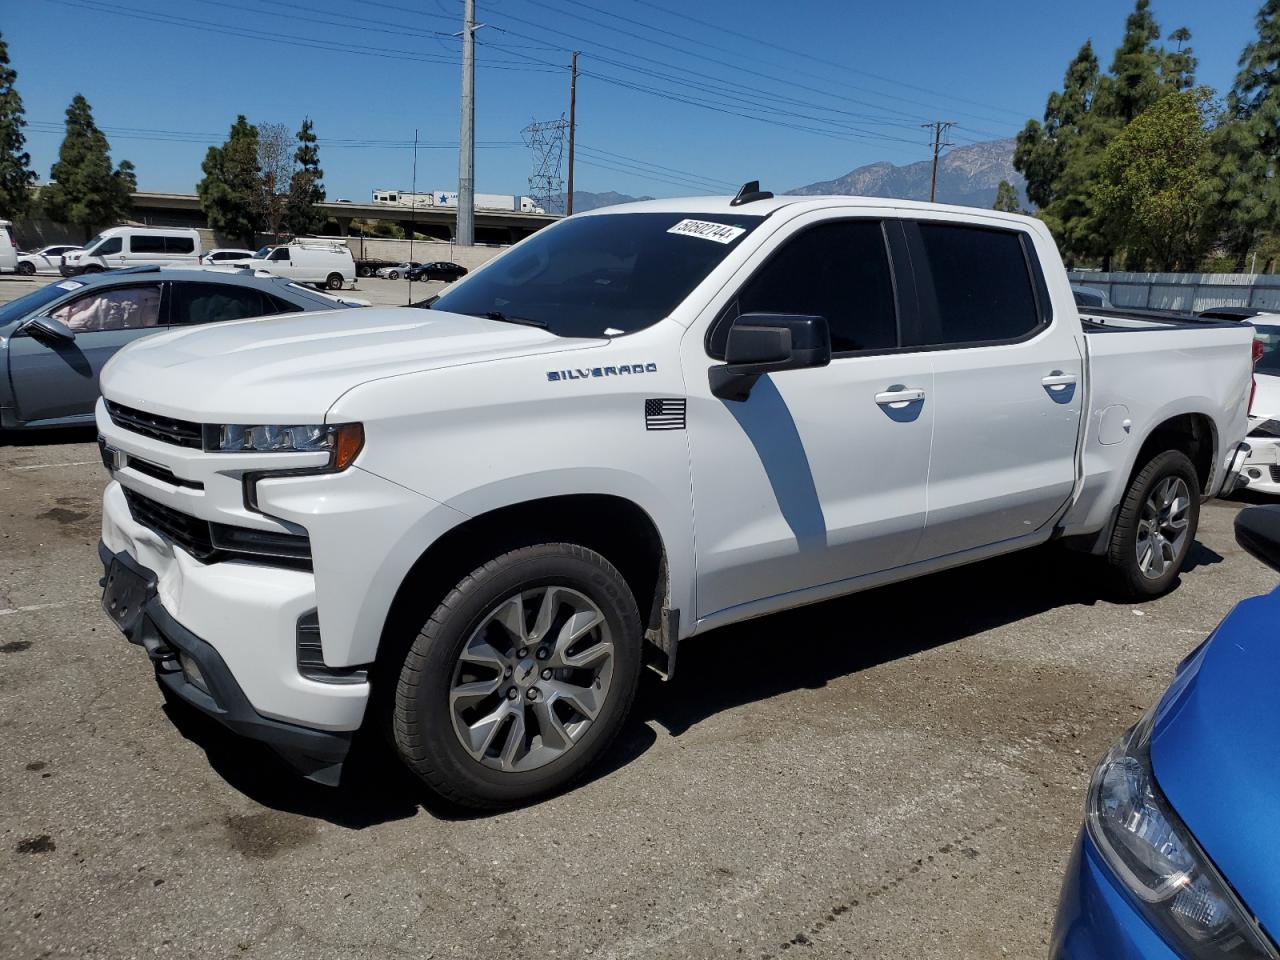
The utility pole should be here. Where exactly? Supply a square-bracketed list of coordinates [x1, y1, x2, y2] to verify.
[567, 51, 578, 216]
[457, 0, 476, 246]
[922, 120, 955, 203]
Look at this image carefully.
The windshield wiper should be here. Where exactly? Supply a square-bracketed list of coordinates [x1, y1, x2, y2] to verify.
[479, 311, 547, 329]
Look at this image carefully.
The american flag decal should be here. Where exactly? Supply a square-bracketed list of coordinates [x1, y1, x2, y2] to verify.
[645, 398, 686, 431]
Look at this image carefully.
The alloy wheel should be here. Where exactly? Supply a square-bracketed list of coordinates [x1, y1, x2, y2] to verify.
[1135, 476, 1191, 579]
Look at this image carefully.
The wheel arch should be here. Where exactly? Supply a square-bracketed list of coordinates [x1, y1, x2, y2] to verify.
[1127, 411, 1217, 497]
[370, 493, 671, 710]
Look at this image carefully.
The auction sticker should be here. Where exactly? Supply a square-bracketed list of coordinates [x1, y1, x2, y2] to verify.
[56, 280, 85, 291]
[667, 219, 746, 244]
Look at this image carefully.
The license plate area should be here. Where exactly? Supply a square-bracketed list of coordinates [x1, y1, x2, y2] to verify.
[102, 557, 154, 634]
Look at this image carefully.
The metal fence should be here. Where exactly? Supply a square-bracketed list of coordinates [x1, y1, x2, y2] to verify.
[1067, 271, 1280, 313]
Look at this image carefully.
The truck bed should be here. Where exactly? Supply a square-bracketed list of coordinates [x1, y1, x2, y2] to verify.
[1078, 305, 1238, 333]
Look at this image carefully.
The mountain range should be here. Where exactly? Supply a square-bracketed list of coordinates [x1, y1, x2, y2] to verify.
[563, 138, 1024, 212]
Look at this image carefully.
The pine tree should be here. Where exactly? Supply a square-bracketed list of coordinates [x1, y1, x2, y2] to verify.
[1218, 0, 1280, 269]
[284, 117, 325, 236]
[992, 180, 1025, 214]
[0, 32, 36, 220]
[197, 116, 261, 248]
[41, 95, 134, 240]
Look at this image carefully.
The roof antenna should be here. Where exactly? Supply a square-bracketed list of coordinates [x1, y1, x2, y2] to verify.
[730, 180, 773, 206]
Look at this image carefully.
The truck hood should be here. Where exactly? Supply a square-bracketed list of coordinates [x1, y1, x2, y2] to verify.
[100, 306, 600, 422]
[1150, 589, 1280, 936]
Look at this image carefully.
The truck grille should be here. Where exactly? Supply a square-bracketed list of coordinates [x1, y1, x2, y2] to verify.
[106, 400, 204, 449]
[122, 488, 312, 569]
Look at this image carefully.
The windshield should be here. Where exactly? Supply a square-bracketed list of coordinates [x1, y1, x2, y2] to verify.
[431, 212, 763, 337]
[253, 246, 271, 259]
[0, 281, 82, 328]
[1255, 324, 1280, 376]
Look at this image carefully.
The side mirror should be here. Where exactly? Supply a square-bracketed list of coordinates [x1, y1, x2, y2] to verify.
[25, 315, 77, 342]
[709, 313, 831, 402]
[1235, 506, 1280, 573]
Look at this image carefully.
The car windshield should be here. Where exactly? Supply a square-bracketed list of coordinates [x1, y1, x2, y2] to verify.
[430, 211, 764, 337]
[1254, 324, 1280, 376]
[252, 247, 271, 259]
[0, 281, 83, 327]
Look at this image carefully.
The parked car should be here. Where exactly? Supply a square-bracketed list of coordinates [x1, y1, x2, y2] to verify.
[16, 244, 81, 276]
[61, 227, 202, 276]
[1051, 504, 1280, 960]
[94, 194, 1254, 808]
[0, 267, 359, 432]
[376, 261, 421, 280]
[0, 219, 17, 274]
[1237, 319, 1280, 495]
[1071, 283, 1112, 308]
[408, 261, 468, 282]
[201, 248, 256, 265]
[355, 258, 396, 278]
[240, 240, 355, 290]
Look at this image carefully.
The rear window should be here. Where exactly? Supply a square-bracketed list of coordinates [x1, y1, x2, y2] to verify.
[1255, 325, 1280, 376]
[431, 212, 763, 338]
[165, 236, 195, 254]
[914, 224, 1042, 347]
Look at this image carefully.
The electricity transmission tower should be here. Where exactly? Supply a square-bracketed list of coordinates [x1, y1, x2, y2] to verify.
[522, 117, 568, 214]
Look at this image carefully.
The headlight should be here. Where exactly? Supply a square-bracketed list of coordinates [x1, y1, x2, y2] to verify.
[208, 422, 364, 470]
[1088, 700, 1278, 958]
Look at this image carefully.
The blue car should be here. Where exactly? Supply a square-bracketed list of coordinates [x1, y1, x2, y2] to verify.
[1051, 505, 1280, 959]
[0, 266, 364, 433]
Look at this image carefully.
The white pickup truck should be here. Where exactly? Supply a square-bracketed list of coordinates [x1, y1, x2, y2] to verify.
[94, 191, 1254, 808]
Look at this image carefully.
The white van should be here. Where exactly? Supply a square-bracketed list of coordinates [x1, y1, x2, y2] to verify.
[238, 240, 355, 290]
[0, 220, 18, 274]
[61, 227, 202, 276]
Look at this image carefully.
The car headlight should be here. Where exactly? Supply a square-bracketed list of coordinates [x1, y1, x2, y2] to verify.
[207, 423, 364, 470]
[1088, 696, 1278, 958]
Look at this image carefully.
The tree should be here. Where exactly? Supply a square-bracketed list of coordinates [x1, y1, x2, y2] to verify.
[284, 117, 325, 236]
[993, 180, 1025, 214]
[197, 116, 260, 248]
[0, 32, 36, 220]
[41, 95, 134, 240]
[1096, 90, 1218, 271]
[256, 121, 292, 239]
[1216, 0, 1280, 269]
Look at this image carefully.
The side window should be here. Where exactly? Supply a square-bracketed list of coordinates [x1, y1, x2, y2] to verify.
[913, 224, 1041, 346]
[94, 237, 123, 256]
[265, 294, 304, 314]
[268, 248, 291, 262]
[129, 235, 167, 254]
[170, 283, 268, 325]
[717, 220, 898, 356]
[165, 236, 196, 254]
[51, 285, 162, 332]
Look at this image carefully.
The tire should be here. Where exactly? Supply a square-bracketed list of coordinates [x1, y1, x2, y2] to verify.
[82, 265, 103, 274]
[393, 543, 642, 809]
[16, 261, 35, 276]
[388, 270, 400, 280]
[1105, 449, 1201, 599]
[325, 272, 344, 290]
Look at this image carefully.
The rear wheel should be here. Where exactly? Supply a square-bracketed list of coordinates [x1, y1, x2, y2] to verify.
[392, 543, 642, 809]
[356, 265, 372, 278]
[1106, 449, 1200, 599]
[325, 272, 344, 290]
[16, 261, 35, 276]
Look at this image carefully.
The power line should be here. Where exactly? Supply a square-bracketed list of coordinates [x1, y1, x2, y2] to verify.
[24, 120, 521, 149]
[623, 0, 1034, 123]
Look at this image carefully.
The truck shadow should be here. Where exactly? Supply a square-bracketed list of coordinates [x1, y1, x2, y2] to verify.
[162, 541, 1216, 825]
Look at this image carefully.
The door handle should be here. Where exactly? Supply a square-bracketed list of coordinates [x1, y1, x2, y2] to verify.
[1041, 372, 1077, 388]
[875, 387, 926, 405]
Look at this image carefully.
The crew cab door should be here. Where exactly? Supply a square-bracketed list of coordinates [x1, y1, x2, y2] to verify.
[684, 213, 934, 620]
[8, 282, 166, 424]
[902, 218, 1083, 561]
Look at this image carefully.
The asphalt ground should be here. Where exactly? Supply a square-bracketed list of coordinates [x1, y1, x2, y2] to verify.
[3, 276, 1278, 959]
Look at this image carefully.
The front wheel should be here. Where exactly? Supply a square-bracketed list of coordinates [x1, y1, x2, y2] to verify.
[325, 272, 344, 290]
[392, 543, 642, 809]
[1106, 449, 1201, 599]
[388, 270, 400, 280]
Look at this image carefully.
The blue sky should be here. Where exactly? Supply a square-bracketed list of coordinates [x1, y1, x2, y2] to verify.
[5, 0, 1263, 203]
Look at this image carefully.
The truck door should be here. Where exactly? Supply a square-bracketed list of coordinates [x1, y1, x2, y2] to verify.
[684, 214, 934, 620]
[8, 283, 166, 424]
[902, 219, 1083, 561]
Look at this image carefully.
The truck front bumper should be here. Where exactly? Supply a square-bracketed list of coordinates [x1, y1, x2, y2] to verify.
[98, 540, 353, 783]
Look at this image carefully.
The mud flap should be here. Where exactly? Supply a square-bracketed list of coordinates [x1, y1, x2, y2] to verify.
[643, 606, 680, 680]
